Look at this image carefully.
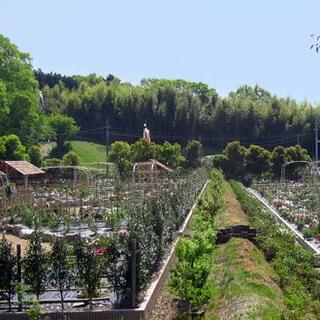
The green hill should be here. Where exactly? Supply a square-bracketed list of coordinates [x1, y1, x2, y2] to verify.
[69, 141, 107, 163]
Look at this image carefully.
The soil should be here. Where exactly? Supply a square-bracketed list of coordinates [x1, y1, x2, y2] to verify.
[149, 281, 178, 320]
[4, 234, 51, 256]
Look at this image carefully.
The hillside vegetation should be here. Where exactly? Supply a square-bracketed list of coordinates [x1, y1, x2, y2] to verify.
[68, 141, 106, 163]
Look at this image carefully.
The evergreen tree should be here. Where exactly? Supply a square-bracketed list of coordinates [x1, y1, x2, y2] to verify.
[0, 235, 16, 311]
[50, 238, 74, 310]
[74, 238, 101, 310]
[186, 140, 202, 168]
[23, 228, 47, 300]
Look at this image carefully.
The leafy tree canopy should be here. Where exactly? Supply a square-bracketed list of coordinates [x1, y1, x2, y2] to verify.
[0, 34, 50, 145]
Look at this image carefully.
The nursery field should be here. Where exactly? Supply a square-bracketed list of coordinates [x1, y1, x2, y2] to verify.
[252, 181, 320, 250]
[0, 166, 208, 314]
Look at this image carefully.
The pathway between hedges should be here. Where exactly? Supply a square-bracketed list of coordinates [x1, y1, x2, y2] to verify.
[206, 182, 284, 319]
[150, 181, 285, 320]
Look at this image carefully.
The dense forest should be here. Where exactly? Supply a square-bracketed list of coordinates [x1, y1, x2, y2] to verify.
[1, 33, 319, 158]
[36, 70, 318, 154]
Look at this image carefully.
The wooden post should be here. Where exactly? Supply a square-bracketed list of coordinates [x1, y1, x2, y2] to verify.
[73, 167, 77, 185]
[16, 244, 22, 312]
[16, 244, 21, 283]
[23, 175, 28, 190]
[131, 238, 137, 309]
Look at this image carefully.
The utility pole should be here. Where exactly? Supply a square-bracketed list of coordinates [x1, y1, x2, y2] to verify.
[105, 119, 110, 160]
[316, 118, 318, 163]
[296, 134, 301, 146]
[105, 119, 110, 176]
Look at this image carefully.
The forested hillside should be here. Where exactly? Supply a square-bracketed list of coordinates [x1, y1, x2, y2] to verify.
[36, 69, 318, 153]
[0, 32, 319, 160]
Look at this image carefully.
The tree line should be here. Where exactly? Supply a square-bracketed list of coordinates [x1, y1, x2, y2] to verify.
[213, 141, 311, 182]
[37, 70, 319, 155]
[1, 33, 319, 164]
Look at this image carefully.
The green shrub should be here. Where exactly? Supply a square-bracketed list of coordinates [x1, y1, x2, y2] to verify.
[26, 299, 46, 320]
[28, 146, 43, 168]
[44, 158, 62, 167]
[62, 151, 81, 166]
[168, 169, 220, 312]
[230, 180, 319, 318]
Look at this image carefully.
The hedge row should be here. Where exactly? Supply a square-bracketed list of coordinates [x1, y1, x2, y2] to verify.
[230, 181, 320, 319]
[167, 169, 224, 314]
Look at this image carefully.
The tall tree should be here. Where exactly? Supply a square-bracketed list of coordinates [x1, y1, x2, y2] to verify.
[186, 140, 202, 168]
[23, 228, 47, 300]
[0, 235, 16, 312]
[0, 34, 50, 145]
[50, 238, 74, 310]
[48, 114, 79, 150]
[74, 237, 101, 310]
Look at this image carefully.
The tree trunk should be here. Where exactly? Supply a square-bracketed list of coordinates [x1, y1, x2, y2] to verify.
[89, 297, 93, 310]
[8, 294, 11, 312]
[60, 288, 64, 310]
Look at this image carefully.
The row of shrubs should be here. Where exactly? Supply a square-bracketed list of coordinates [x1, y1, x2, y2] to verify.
[0, 168, 209, 314]
[230, 181, 320, 319]
[168, 169, 224, 315]
[126, 168, 208, 299]
[0, 230, 102, 313]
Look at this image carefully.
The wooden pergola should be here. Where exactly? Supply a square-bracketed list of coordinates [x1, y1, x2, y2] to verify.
[132, 159, 173, 184]
[0, 161, 45, 189]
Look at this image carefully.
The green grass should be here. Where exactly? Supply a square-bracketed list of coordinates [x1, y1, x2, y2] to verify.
[205, 181, 284, 320]
[41, 140, 107, 163]
[69, 140, 107, 163]
[206, 238, 284, 320]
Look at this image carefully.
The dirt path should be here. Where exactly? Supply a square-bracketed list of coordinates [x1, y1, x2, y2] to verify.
[150, 181, 284, 320]
[206, 182, 284, 319]
[215, 182, 249, 228]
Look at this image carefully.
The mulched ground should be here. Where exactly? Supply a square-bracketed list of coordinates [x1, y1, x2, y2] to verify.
[149, 282, 178, 320]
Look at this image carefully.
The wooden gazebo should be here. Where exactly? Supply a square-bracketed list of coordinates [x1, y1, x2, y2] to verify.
[0, 161, 45, 189]
[132, 159, 173, 184]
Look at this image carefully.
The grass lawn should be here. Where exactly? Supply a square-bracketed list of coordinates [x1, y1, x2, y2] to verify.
[68, 140, 106, 163]
[41, 140, 107, 163]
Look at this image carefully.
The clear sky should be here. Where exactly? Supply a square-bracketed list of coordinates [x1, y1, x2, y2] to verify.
[0, 0, 319, 102]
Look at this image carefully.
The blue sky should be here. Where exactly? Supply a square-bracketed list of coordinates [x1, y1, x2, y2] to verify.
[0, 0, 319, 102]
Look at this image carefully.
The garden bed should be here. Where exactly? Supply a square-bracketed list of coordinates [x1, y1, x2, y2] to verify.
[0, 168, 209, 318]
[252, 181, 320, 253]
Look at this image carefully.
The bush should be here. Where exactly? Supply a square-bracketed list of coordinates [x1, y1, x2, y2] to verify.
[0, 134, 28, 160]
[168, 169, 221, 312]
[44, 158, 63, 167]
[26, 299, 46, 320]
[28, 145, 43, 168]
[62, 151, 81, 166]
[108, 141, 132, 179]
[185, 140, 202, 168]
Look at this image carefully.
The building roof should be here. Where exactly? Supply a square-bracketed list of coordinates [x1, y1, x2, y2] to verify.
[133, 159, 173, 173]
[1, 161, 45, 176]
